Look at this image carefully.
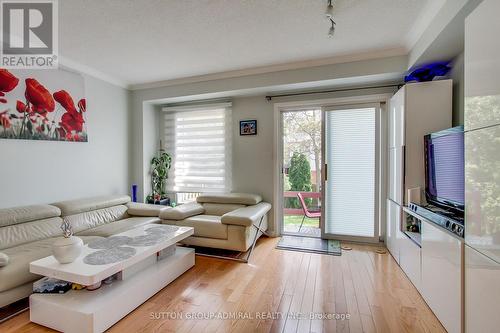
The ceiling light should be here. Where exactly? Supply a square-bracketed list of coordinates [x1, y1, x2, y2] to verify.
[328, 19, 336, 38]
[325, 0, 334, 19]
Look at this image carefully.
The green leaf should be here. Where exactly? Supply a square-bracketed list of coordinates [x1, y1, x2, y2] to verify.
[27, 121, 33, 135]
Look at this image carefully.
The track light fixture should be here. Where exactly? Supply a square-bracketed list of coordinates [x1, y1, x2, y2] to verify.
[325, 0, 334, 19]
[325, 0, 336, 38]
[328, 18, 336, 38]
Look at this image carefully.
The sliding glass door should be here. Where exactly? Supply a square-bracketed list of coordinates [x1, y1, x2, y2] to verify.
[321, 104, 380, 242]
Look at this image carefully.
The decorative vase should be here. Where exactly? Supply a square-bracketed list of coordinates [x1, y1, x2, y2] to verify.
[132, 184, 138, 202]
[52, 236, 84, 264]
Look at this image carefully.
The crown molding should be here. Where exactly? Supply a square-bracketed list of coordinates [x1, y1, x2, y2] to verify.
[58, 56, 130, 89]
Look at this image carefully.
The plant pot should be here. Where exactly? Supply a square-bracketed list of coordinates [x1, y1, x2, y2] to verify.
[146, 198, 170, 206]
[52, 236, 84, 264]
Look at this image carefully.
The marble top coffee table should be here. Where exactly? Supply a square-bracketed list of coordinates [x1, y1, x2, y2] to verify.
[29, 224, 195, 333]
[30, 224, 193, 285]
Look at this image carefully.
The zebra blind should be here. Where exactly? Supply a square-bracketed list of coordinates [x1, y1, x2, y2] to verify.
[162, 103, 232, 193]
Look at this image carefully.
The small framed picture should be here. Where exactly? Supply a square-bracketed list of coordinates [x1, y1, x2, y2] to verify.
[240, 120, 257, 136]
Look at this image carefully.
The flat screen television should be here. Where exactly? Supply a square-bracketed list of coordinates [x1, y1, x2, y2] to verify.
[424, 126, 465, 213]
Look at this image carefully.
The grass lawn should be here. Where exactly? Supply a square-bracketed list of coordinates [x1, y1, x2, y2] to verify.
[284, 215, 319, 228]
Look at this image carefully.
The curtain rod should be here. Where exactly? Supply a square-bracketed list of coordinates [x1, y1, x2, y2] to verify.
[265, 83, 403, 101]
[163, 98, 232, 108]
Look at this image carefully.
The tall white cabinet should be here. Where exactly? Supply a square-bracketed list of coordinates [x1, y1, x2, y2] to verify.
[386, 80, 452, 264]
[464, 0, 500, 332]
[385, 80, 456, 331]
[388, 80, 453, 206]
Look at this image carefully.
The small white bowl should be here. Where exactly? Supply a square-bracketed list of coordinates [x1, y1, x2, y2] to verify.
[52, 236, 84, 264]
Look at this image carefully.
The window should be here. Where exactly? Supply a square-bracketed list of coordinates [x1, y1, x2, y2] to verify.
[161, 103, 232, 196]
[175, 192, 201, 204]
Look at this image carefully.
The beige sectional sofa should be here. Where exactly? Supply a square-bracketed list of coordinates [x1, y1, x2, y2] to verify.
[0, 195, 165, 308]
[0, 192, 270, 307]
[160, 193, 271, 256]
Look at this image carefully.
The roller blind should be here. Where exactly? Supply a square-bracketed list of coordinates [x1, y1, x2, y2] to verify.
[162, 103, 232, 193]
[325, 107, 377, 237]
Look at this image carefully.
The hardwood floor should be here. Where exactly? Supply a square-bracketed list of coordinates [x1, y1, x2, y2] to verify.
[0, 237, 445, 333]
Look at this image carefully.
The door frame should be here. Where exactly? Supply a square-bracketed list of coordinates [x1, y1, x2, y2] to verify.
[273, 94, 392, 240]
[321, 102, 381, 243]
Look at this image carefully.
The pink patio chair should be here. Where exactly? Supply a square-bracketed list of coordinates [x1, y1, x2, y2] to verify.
[297, 192, 321, 232]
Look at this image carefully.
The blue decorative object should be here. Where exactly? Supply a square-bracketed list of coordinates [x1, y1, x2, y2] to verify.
[405, 61, 452, 82]
[33, 277, 72, 294]
[132, 184, 138, 202]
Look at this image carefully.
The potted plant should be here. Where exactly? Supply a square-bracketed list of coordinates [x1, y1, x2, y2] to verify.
[146, 148, 172, 205]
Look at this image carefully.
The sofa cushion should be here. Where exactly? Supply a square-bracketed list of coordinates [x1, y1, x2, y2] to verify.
[196, 193, 262, 205]
[76, 217, 160, 237]
[221, 202, 272, 227]
[0, 217, 63, 250]
[126, 202, 169, 217]
[63, 205, 129, 234]
[0, 205, 61, 227]
[159, 202, 204, 220]
[168, 215, 228, 240]
[202, 203, 246, 216]
[52, 195, 131, 216]
[0, 236, 102, 292]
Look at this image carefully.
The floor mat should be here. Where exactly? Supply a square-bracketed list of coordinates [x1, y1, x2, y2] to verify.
[276, 235, 341, 256]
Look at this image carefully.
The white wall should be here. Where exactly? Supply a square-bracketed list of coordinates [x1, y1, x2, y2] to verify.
[0, 74, 130, 208]
[450, 53, 465, 125]
[132, 82, 397, 236]
[231, 97, 275, 227]
[408, 0, 482, 127]
[408, 0, 468, 68]
[129, 56, 408, 236]
[130, 56, 408, 235]
[141, 103, 160, 201]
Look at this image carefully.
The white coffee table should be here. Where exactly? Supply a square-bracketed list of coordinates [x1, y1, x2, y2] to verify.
[29, 224, 194, 333]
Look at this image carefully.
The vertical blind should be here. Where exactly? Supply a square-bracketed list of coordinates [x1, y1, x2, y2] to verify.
[161, 103, 232, 193]
[325, 107, 377, 237]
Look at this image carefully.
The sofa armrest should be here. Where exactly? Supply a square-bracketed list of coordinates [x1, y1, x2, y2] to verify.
[126, 202, 169, 217]
[0, 252, 9, 267]
[159, 202, 204, 220]
[221, 202, 271, 227]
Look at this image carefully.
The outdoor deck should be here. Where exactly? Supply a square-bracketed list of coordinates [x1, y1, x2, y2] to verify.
[283, 191, 321, 237]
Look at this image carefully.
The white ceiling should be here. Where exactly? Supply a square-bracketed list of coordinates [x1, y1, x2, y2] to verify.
[59, 0, 444, 88]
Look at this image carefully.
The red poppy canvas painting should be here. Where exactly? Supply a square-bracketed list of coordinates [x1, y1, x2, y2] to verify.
[0, 69, 87, 142]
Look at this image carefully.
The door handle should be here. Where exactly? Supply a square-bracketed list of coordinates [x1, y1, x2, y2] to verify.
[324, 164, 327, 181]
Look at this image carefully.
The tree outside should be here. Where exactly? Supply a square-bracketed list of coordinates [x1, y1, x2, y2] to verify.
[287, 152, 312, 207]
[283, 109, 321, 191]
[282, 109, 322, 236]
